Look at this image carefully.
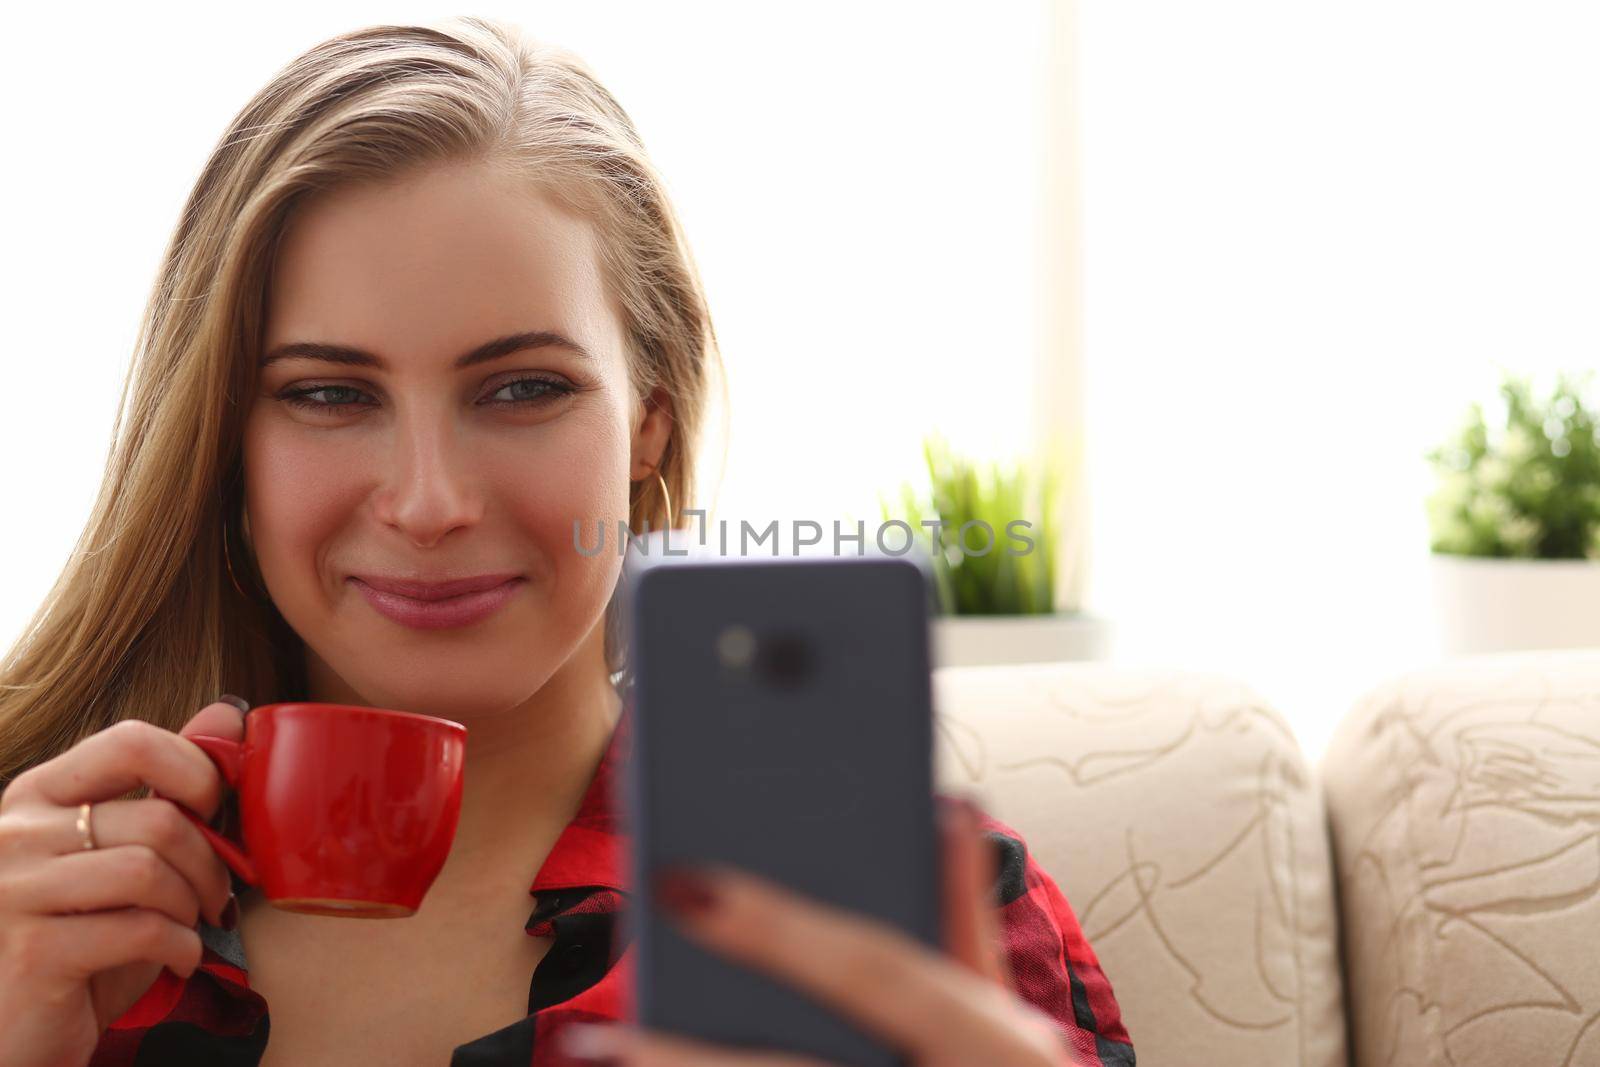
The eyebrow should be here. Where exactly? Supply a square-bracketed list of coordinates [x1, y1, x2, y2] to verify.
[257, 330, 595, 371]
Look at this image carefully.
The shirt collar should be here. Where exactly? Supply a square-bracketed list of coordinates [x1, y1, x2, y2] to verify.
[526, 685, 633, 897]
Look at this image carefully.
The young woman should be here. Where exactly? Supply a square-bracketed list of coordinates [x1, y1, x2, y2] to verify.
[0, 18, 1134, 1067]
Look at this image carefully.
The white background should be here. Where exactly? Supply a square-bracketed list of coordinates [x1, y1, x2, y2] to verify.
[4, 2, 1598, 760]
[1078, 1, 1600, 757]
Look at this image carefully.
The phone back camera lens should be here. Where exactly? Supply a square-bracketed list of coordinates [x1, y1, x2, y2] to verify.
[716, 624, 756, 668]
[757, 633, 814, 689]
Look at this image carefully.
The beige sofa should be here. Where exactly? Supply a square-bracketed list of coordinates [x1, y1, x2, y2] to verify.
[931, 648, 1600, 1067]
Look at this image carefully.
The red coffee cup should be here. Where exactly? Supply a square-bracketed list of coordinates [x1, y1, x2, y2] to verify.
[162, 702, 467, 918]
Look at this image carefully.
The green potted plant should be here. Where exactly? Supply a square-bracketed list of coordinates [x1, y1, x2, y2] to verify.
[1423, 369, 1600, 655]
[878, 431, 1110, 666]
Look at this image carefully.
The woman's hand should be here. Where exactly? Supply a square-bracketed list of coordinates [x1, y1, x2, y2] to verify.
[563, 798, 1082, 1067]
[0, 699, 246, 1067]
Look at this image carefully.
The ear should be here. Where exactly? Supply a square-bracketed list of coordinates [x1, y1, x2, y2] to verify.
[629, 387, 674, 479]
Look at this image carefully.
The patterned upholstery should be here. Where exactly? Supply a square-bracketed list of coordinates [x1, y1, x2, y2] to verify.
[1322, 649, 1600, 1067]
[931, 650, 1600, 1067]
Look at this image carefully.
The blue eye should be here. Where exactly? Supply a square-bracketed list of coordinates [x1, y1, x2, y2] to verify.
[280, 384, 367, 411]
[486, 377, 576, 406]
[277, 376, 576, 415]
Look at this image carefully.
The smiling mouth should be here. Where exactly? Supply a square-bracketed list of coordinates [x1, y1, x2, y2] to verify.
[348, 576, 526, 630]
[348, 572, 525, 600]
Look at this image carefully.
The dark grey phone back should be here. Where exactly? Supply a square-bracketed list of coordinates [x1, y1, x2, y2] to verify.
[624, 553, 940, 1067]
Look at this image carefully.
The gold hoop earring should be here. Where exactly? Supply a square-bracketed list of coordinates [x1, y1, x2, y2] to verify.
[632, 466, 675, 530]
[653, 467, 674, 530]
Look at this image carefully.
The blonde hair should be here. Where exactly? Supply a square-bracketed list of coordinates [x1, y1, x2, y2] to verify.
[0, 17, 723, 786]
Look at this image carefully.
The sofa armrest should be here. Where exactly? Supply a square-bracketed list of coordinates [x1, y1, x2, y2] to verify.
[1322, 649, 1600, 1067]
[933, 661, 1347, 1067]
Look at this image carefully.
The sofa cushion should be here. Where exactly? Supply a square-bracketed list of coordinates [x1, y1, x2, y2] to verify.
[1322, 648, 1600, 1067]
[933, 661, 1347, 1067]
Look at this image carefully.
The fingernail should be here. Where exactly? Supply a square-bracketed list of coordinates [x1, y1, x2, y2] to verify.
[218, 693, 250, 714]
[560, 1022, 626, 1062]
[220, 893, 239, 930]
[653, 866, 718, 918]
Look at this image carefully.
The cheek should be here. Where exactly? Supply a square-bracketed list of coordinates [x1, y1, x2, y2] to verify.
[488, 405, 633, 582]
[242, 421, 359, 595]
[241, 402, 635, 596]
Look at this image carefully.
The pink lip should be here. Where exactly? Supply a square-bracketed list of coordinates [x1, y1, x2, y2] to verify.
[349, 576, 525, 630]
[352, 573, 523, 600]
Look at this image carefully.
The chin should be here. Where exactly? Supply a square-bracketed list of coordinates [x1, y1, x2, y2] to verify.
[349, 673, 555, 722]
[302, 629, 560, 721]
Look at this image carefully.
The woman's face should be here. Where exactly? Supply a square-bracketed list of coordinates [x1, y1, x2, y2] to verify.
[244, 159, 666, 718]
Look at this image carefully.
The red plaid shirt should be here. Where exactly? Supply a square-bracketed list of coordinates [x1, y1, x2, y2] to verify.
[90, 693, 1134, 1066]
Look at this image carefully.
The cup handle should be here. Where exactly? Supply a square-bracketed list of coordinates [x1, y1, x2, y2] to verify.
[157, 734, 260, 886]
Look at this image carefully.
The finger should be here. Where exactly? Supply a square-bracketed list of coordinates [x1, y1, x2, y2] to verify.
[176, 700, 249, 840]
[939, 796, 1009, 987]
[18, 796, 233, 925]
[12, 909, 203, 982]
[3, 706, 241, 817]
[89, 798, 234, 926]
[0, 791, 232, 908]
[178, 699, 249, 744]
[960, 800, 1014, 989]
[561, 1022, 836, 1067]
[651, 864, 1019, 1056]
[1, 844, 205, 929]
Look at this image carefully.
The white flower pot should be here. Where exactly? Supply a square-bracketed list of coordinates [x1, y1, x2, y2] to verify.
[1430, 553, 1600, 656]
[932, 612, 1113, 668]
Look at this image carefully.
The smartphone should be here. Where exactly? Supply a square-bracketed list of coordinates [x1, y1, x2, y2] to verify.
[622, 551, 941, 1067]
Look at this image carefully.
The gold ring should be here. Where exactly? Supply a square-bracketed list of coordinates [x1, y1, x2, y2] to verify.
[76, 802, 97, 851]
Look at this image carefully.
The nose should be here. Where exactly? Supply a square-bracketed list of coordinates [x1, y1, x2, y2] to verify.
[370, 407, 486, 548]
